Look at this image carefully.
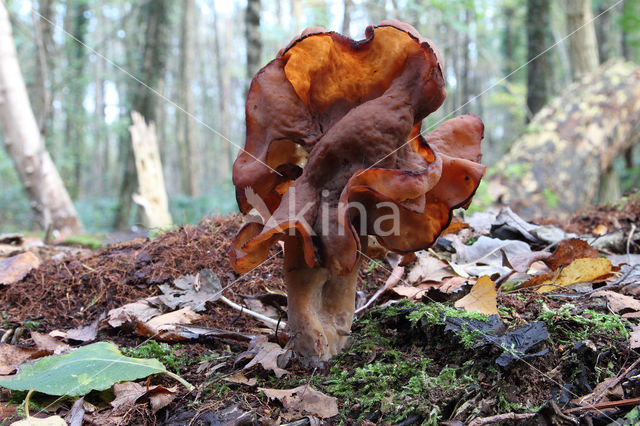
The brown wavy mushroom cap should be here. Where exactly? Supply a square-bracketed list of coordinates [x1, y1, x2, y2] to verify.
[231, 20, 486, 275]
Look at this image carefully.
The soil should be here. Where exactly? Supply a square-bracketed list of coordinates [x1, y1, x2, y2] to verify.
[0, 203, 639, 425]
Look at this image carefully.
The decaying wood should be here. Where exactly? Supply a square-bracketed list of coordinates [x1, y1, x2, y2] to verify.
[129, 111, 173, 229]
[489, 60, 640, 218]
[0, 2, 84, 236]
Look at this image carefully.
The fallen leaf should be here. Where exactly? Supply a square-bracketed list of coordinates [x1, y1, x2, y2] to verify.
[107, 300, 162, 328]
[158, 269, 223, 312]
[453, 236, 531, 266]
[147, 385, 178, 413]
[64, 317, 101, 343]
[391, 284, 438, 300]
[136, 307, 203, 341]
[465, 209, 499, 234]
[590, 290, 640, 313]
[111, 381, 177, 413]
[439, 276, 471, 294]
[442, 220, 469, 235]
[224, 371, 257, 386]
[490, 207, 540, 242]
[64, 397, 85, 426]
[607, 254, 640, 266]
[0, 343, 47, 375]
[408, 253, 453, 284]
[537, 258, 612, 294]
[244, 339, 289, 378]
[454, 276, 498, 315]
[0, 252, 41, 285]
[544, 239, 600, 270]
[31, 332, 70, 355]
[630, 325, 640, 349]
[506, 251, 551, 273]
[11, 415, 67, 425]
[0, 342, 192, 396]
[260, 385, 338, 419]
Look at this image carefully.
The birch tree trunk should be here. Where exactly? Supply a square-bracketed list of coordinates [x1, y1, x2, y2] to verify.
[245, 0, 262, 96]
[0, 1, 84, 236]
[178, 0, 197, 196]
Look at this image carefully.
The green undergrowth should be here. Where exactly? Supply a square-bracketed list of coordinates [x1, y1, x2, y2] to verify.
[122, 340, 194, 374]
[537, 302, 629, 343]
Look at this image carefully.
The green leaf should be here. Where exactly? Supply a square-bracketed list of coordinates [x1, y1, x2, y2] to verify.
[0, 342, 193, 396]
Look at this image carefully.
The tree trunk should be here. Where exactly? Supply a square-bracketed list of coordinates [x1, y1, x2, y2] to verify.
[0, 1, 84, 235]
[245, 0, 262, 96]
[113, 0, 169, 229]
[595, 0, 621, 63]
[31, 0, 54, 136]
[341, 0, 352, 36]
[460, 9, 471, 114]
[489, 60, 640, 218]
[566, 0, 600, 81]
[212, 7, 232, 182]
[178, 0, 197, 196]
[129, 112, 172, 229]
[526, 0, 551, 119]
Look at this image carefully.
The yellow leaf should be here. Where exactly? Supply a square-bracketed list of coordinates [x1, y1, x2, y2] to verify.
[537, 258, 611, 294]
[454, 276, 498, 315]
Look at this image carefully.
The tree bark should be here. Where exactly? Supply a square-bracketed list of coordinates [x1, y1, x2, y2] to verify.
[113, 0, 169, 229]
[566, 0, 600, 81]
[178, 0, 197, 196]
[245, 0, 261, 95]
[341, 0, 352, 36]
[63, 0, 89, 199]
[526, 0, 551, 119]
[489, 60, 640, 218]
[595, 0, 621, 63]
[0, 1, 84, 235]
[212, 5, 232, 182]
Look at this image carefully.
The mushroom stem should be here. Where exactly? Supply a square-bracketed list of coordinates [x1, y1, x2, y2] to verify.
[283, 237, 366, 362]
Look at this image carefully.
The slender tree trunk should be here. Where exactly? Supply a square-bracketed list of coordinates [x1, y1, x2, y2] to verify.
[566, 0, 600, 81]
[212, 6, 232, 182]
[178, 0, 197, 196]
[341, 0, 352, 36]
[113, 0, 170, 229]
[31, 1, 53, 136]
[526, 0, 551, 119]
[502, 5, 517, 79]
[460, 9, 471, 114]
[245, 0, 262, 96]
[595, 0, 621, 63]
[0, 1, 84, 235]
[63, 0, 89, 199]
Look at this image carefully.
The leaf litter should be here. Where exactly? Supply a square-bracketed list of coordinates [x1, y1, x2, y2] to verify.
[0, 201, 638, 424]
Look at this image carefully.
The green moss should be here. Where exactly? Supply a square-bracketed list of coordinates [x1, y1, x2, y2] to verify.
[541, 188, 559, 208]
[538, 303, 629, 343]
[122, 340, 193, 373]
[62, 234, 104, 249]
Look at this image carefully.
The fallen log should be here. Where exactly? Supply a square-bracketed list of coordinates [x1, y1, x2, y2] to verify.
[488, 59, 640, 218]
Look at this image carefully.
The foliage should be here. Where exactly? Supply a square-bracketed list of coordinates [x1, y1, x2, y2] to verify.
[0, 342, 193, 396]
[537, 303, 629, 343]
[122, 340, 194, 373]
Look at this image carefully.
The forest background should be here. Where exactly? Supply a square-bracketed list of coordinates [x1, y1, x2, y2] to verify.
[1, 0, 639, 233]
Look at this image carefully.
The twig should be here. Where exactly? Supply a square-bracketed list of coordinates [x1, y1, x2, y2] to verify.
[355, 264, 405, 315]
[587, 357, 640, 405]
[563, 396, 640, 414]
[468, 412, 536, 425]
[218, 295, 286, 328]
[627, 224, 636, 265]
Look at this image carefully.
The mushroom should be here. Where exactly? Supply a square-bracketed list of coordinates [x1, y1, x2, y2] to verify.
[230, 20, 486, 363]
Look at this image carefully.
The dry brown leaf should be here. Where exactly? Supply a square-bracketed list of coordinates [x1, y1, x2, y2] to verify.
[507, 251, 552, 273]
[537, 258, 612, 294]
[107, 300, 162, 328]
[11, 415, 67, 425]
[391, 284, 438, 300]
[408, 253, 453, 284]
[0, 252, 41, 285]
[136, 307, 203, 341]
[442, 220, 469, 235]
[111, 382, 177, 414]
[590, 290, 640, 313]
[0, 343, 47, 375]
[454, 276, 498, 315]
[244, 340, 289, 378]
[31, 332, 70, 355]
[544, 239, 600, 271]
[224, 371, 257, 386]
[439, 276, 472, 294]
[260, 385, 338, 419]
[630, 324, 640, 349]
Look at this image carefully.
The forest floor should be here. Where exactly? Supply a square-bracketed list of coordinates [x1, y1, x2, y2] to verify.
[0, 200, 640, 425]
